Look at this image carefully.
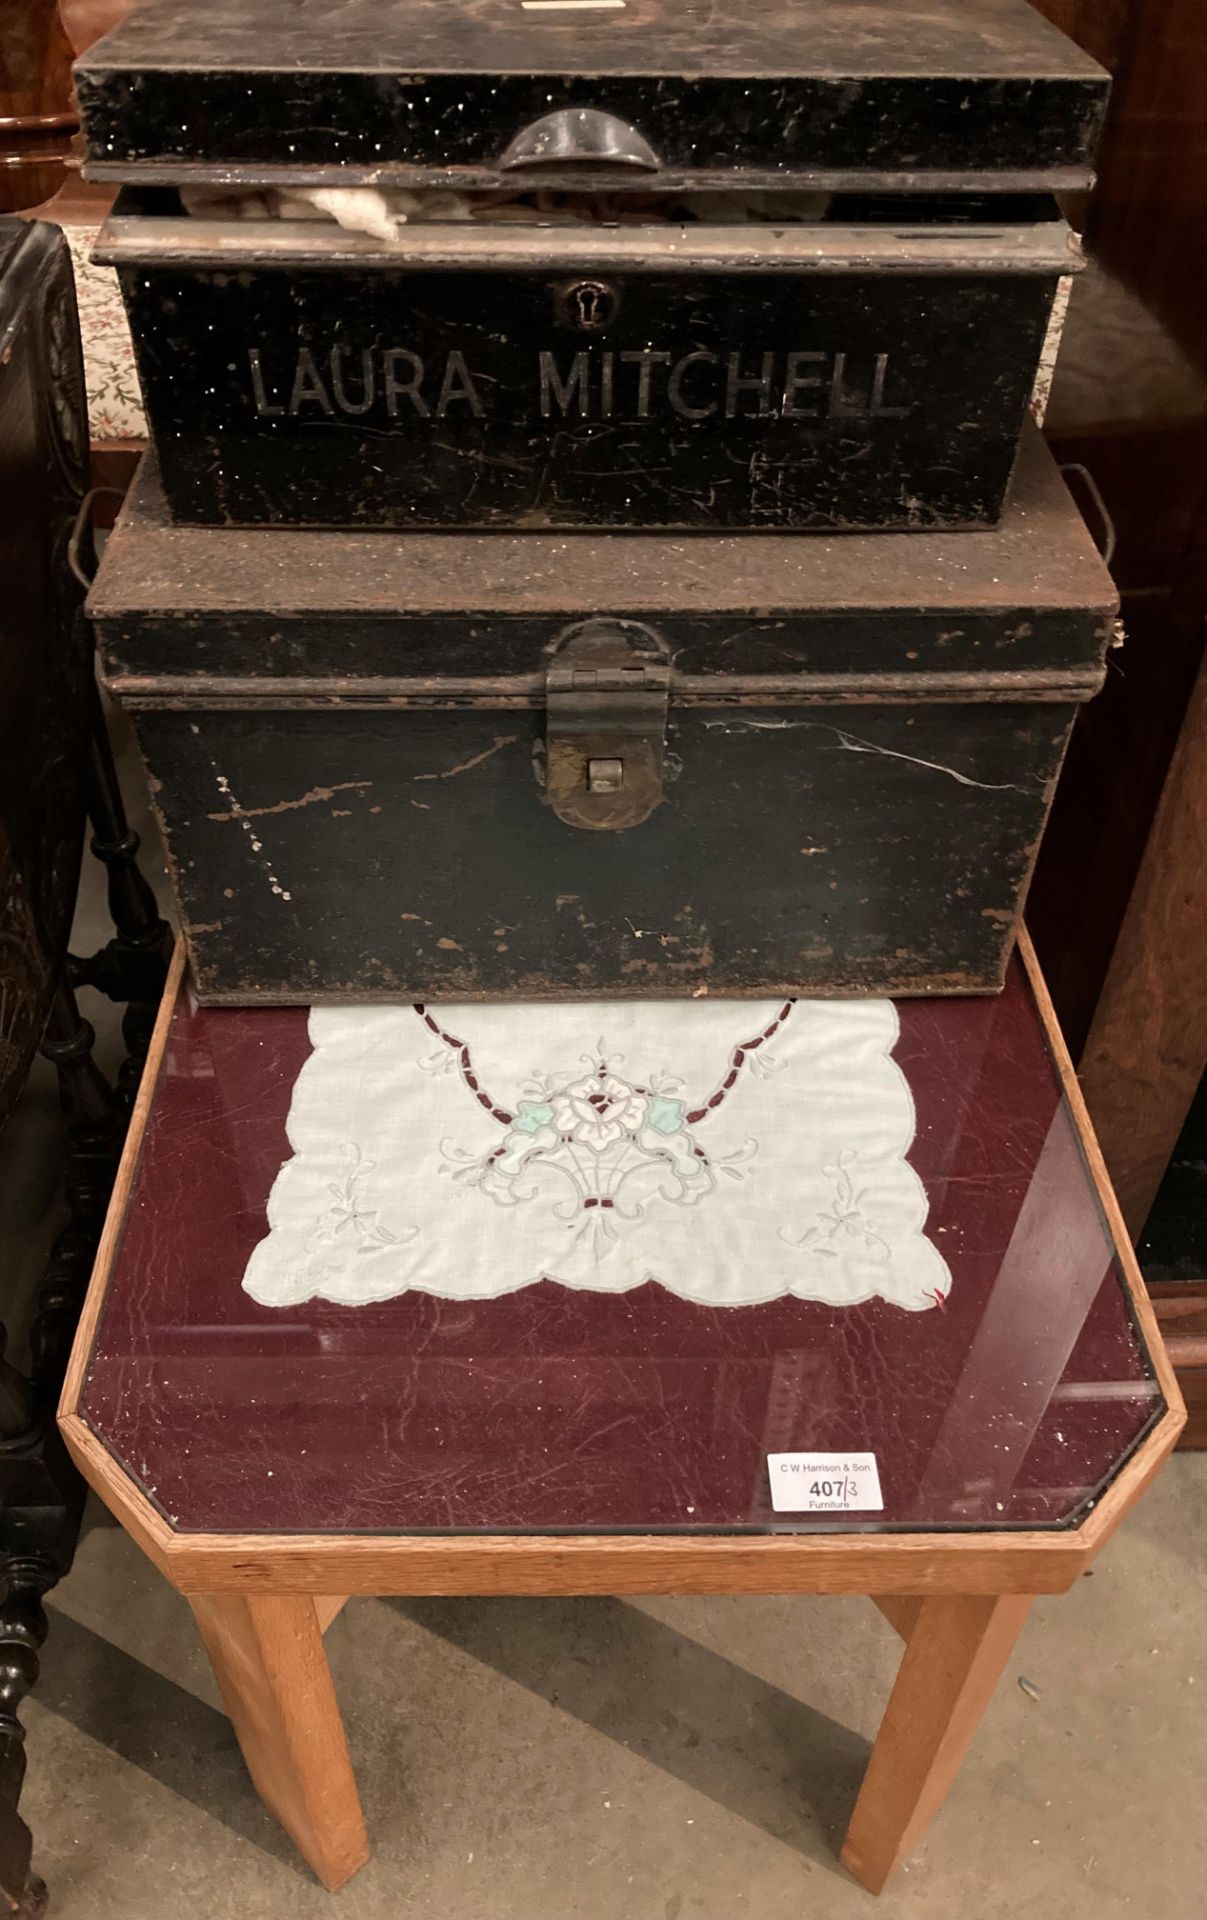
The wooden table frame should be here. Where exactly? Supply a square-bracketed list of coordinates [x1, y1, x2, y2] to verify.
[1078, 653, 1207, 1444]
[58, 934, 1185, 1895]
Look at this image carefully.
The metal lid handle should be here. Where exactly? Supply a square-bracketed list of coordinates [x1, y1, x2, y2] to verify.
[499, 107, 661, 172]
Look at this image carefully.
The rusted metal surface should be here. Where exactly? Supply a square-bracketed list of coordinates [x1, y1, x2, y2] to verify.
[129, 694, 1079, 1004]
[542, 620, 671, 830]
[89, 434, 1116, 1005]
[90, 426, 1114, 625]
[103, 671, 1106, 712]
[96, 208, 1081, 276]
[81, 161, 1107, 197]
[73, 0, 1110, 84]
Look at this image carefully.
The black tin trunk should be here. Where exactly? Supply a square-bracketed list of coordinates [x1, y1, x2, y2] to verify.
[103, 208, 1071, 533]
[89, 430, 1117, 1004]
[75, 0, 1110, 194]
[77, 0, 1108, 533]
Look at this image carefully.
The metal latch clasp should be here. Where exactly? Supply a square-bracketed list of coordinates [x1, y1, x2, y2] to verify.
[543, 619, 671, 831]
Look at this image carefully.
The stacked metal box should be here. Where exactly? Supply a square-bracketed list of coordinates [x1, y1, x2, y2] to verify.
[79, 0, 1117, 1002]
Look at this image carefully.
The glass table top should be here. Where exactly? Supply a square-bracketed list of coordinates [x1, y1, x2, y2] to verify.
[78, 956, 1164, 1537]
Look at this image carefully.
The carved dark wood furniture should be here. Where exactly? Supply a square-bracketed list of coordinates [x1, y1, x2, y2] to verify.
[0, 215, 168, 1916]
[0, 2, 77, 216]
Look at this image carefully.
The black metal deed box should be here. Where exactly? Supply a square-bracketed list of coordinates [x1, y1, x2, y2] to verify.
[90, 428, 1116, 1004]
[77, 0, 1108, 533]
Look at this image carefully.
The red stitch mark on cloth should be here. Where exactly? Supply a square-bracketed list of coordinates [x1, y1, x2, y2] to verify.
[686, 1001, 795, 1123]
[414, 1004, 513, 1125]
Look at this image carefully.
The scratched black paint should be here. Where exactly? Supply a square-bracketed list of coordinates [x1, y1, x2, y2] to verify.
[81, 70, 1106, 185]
[75, 0, 1109, 184]
[81, 0, 1103, 529]
[127, 701, 1077, 1004]
[90, 439, 1117, 1004]
[120, 262, 1054, 530]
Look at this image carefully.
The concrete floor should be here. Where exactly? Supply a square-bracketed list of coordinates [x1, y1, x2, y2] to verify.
[21, 1462, 1207, 1919]
[6, 711, 1207, 1918]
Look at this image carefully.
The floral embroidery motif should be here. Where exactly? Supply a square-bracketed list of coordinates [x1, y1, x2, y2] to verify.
[297, 1144, 413, 1289]
[241, 997, 954, 1314]
[433, 1014, 789, 1252]
[551, 1070, 649, 1152]
[442, 1058, 758, 1250]
[778, 1150, 891, 1263]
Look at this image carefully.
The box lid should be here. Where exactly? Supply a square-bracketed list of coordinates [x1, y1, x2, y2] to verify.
[76, 0, 1109, 194]
[91, 426, 1118, 696]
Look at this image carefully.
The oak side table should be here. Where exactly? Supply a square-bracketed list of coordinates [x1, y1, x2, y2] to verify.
[60, 937, 1184, 1894]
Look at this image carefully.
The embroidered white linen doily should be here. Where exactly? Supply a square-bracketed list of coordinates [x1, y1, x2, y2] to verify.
[242, 999, 951, 1312]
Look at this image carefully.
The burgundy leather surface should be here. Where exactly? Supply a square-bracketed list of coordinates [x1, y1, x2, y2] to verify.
[79, 958, 1162, 1535]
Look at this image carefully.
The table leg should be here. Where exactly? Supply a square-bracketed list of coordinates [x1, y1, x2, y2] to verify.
[190, 1593, 369, 1890]
[841, 1593, 1032, 1893]
[315, 1595, 350, 1634]
[871, 1595, 921, 1640]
